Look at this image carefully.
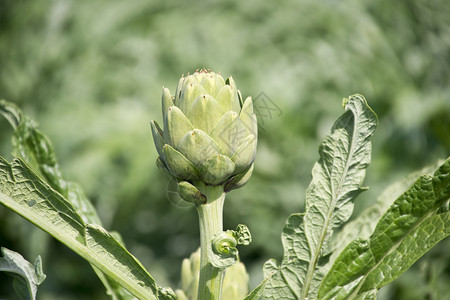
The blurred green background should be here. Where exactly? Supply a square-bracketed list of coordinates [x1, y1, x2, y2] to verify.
[0, 0, 449, 299]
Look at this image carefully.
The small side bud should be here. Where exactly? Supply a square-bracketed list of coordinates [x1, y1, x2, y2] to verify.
[234, 224, 252, 246]
[177, 181, 206, 205]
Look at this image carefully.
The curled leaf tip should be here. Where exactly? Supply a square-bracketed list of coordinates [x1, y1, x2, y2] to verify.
[209, 231, 238, 269]
[342, 97, 349, 108]
[235, 224, 252, 245]
[208, 225, 252, 269]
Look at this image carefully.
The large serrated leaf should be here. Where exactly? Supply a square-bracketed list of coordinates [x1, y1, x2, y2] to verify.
[261, 94, 377, 299]
[1, 100, 136, 299]
[318, 158, 450, 299]
[0, 156, 162, 300]
[0, 247, 46, 300]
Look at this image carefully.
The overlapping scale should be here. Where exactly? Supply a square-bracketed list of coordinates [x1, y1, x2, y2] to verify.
[176, 129, 221, 168]
[163, 106, 194, 148]
[186, 95, 224, 134]
[162, 144, 198, 180]
[200, 154, 236, 185]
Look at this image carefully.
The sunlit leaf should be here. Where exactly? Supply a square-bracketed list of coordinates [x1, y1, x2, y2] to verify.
[0, 156, 168, 300]
[1, 100, 135, 299]
[261, 95, 377, 299]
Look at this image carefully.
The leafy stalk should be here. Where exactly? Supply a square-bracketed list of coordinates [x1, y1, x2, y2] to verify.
[261, 94, 377, 299]
[196, 185, 226, 300]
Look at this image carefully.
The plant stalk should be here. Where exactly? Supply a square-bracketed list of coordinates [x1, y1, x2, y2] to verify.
[196, 185, 226, 300]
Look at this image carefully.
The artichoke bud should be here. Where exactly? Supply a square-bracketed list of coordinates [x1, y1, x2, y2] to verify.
[151, 69, 257, 197]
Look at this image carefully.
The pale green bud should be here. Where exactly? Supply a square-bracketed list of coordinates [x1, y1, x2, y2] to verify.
[151, 69, 257, 194]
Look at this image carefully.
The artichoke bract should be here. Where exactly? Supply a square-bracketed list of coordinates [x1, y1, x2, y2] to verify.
[151, 70, 257, 202]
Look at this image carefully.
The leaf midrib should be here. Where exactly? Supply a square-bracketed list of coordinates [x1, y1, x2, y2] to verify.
[301, 111, 356, 299]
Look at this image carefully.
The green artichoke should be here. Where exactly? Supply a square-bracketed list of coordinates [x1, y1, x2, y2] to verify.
[151, 70, 257, 201]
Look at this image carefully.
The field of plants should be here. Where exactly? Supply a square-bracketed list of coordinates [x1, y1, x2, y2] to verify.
[0, 0, 449, 299]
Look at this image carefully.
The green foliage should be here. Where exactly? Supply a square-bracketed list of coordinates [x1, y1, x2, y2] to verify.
[0, 100, 101, 225]
[0, 100, 175, 299]
[319, 159, 450, 299]
[328, 161, 446, 257]
[0, 99, 136, 299]
[250, 95, 448, 299]
[0, 0, 449, 298]
[0, 156, 174, 300]
[0, 93, 448, 299]
[261, 95, 377, 299]
[0, 247, 46, 300]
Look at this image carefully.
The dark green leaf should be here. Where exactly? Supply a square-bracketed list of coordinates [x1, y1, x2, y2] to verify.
[319, 158, 450, 299]
[329, 160, 446, 264]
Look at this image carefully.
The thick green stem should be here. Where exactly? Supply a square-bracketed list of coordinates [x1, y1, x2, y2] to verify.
[196, 185, 226, 300]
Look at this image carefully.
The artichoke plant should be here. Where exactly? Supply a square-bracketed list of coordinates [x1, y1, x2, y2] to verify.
[151, 70, 257, 299]
[151, 70, 257, 202]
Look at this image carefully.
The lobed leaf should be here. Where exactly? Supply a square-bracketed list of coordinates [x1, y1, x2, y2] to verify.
[318, 158, 450, 299]
[261, 95, 377, 299]
[0, 247, 46, 300]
